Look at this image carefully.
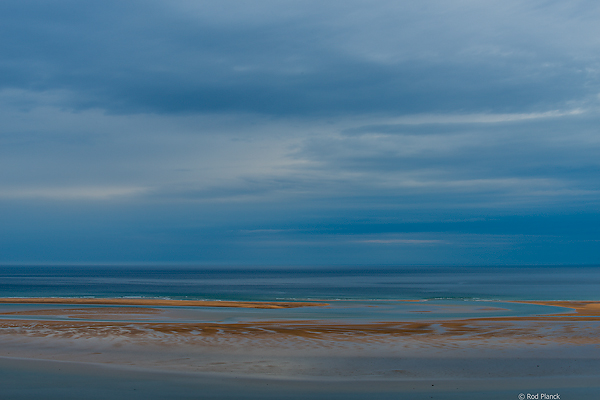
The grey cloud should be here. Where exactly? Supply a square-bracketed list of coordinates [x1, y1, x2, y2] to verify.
[2, 0, 600, 264]
[291, 111, 600, 209]
[3, 88, 598, 212]
[1, 0, 599, 116]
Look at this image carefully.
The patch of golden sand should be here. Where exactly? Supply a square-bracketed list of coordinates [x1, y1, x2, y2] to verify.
[457, 301, 600, 322]
[0, 298, 325, 309]
[0, 300, 599, 347]
[1, 317, 599, 346]
[510, 300, 600, 317]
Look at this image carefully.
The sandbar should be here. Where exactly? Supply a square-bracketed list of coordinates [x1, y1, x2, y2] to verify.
[509, 300, 600, 317]
[0, 297, 325, 309]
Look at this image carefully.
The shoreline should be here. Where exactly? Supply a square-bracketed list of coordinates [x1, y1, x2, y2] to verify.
[507, 300, 600, 316]
[0, 299, 599, 339]
[1, 299, 600, 396]
[0, 297, 326, 309]
[1, 297, 599, 317]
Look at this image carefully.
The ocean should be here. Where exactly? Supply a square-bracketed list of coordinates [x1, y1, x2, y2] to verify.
[1, 264, 599, 301]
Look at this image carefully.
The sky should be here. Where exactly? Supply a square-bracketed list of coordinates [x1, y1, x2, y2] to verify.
[1, 0, 600, 265]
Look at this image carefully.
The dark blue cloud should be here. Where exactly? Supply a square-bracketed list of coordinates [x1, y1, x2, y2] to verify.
[1, 0, 600, 265]
[1, 0, 598, 116]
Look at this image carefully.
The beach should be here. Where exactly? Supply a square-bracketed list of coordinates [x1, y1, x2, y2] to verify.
[1, 297, 600, 399]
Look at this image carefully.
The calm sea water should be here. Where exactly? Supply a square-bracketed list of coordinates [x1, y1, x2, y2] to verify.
[1, 265, 599, 301]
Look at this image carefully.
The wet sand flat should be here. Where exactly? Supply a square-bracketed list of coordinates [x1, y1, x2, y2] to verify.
[1, 299, 600, 398]
[3, 356, 600, 400]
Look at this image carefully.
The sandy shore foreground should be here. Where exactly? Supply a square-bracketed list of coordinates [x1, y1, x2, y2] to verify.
[3, 356, 598, 400]
[1, 298, 599, 398]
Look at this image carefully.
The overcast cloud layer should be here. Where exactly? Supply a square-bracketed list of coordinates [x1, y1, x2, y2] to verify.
[1, 0, 600, 265]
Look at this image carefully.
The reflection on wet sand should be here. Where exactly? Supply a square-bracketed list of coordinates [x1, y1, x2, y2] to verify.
[0, 299, 599, 398]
